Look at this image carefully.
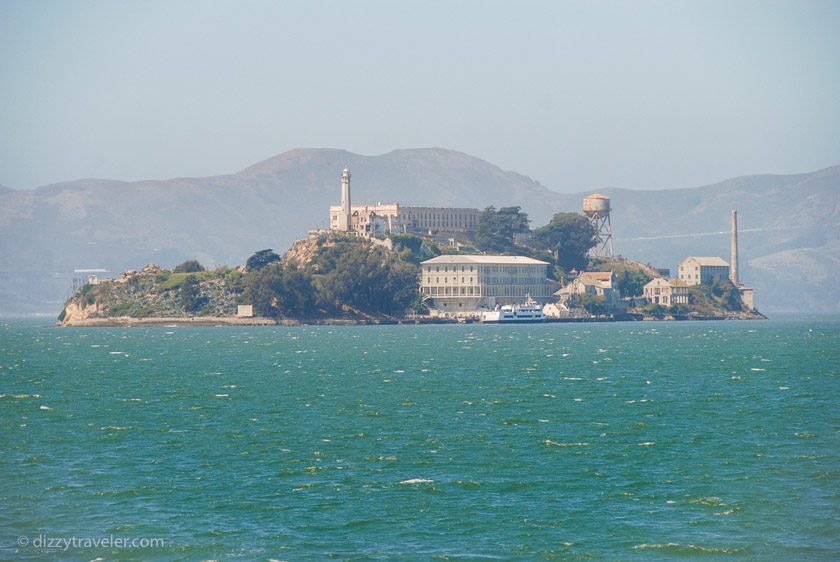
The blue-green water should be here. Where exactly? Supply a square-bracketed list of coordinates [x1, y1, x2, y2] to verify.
[1, 318, 838, 560]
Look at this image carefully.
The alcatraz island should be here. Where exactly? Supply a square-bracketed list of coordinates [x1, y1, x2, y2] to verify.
[59, 166, 764, 326]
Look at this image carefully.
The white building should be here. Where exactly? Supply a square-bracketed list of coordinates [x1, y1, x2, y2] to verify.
[643, 277, 690, 306]
[419, 255, 551, 313]
[328, 167, 479, 237]
[677, 256, 730, 286]
[555, 271, 621, 309]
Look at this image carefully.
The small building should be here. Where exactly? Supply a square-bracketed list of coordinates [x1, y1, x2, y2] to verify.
[643, 278, 690, 306]
[419, 255, 551, 313]
[677, 256, 730, 286]
[237, 305, 254, 318]
[556, 271, 621, 309]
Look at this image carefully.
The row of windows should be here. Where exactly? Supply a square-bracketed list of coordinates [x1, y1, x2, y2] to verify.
[422, 285, 549, 297]
[424, 265, 542, 274]
[422, 286, 481, 296]
[426, 277, 476, 285]
[409, 213, 477, 229]
[423, 276, 546, 286]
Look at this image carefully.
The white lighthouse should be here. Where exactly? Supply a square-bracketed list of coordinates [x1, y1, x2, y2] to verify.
[338, 165, 352, 231]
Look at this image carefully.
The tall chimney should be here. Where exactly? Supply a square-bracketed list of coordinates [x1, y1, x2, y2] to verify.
[730, 210, 738, 286]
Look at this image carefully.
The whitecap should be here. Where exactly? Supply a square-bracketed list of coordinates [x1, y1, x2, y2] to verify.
[751, 368, 766, 372]
[397, 478, 434, 485]
[545, 440, 589, 447]
[638, 442, 656, 446]
[214, 394, 229, 398]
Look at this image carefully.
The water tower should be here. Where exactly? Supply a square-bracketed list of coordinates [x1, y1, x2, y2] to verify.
[583, 193, 614, 258]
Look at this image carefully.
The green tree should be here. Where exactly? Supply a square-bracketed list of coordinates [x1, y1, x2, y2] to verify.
[173, 259, 205, 273]
[180, 275, 206, 313]
[244, 263, 285, 317]
[474, 206, 530, 253]
[316, 242, 419, 315]
[246, 249, 281, 271]
[278, 266, 317, 317]
[531, 213, 595, 271]
[593, 260, 653, 297]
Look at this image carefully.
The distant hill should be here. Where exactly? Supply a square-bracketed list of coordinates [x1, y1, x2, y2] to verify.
[0, 148, 836, 314]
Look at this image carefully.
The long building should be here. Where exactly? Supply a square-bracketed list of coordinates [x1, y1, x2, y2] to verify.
[327, 167, 479, 236]
[419, 255, 551, 313]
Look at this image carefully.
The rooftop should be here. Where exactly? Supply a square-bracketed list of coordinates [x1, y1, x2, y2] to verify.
[681, 256, 730, 267]
[421, 255, 549, 266]
[579, 271, 613, 281]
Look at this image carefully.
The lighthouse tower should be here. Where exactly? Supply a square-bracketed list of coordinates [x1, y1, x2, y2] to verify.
[338, 165, 352, 231]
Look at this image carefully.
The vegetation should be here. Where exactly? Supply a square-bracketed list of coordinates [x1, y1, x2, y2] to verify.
[173, 259, 205, 273]
[570, 294, 609, 316]
[531, 213, 595, 271]
[688, 277, 743, 314]
[390, 233, 441, 264]
[246, 249, 281, 271]
[245, 262, 317, 318]
[592, 258, 653, 298]
[474, 206, 530, 253]
[180, 275, 208, 313]
[314, 240, 419, 315]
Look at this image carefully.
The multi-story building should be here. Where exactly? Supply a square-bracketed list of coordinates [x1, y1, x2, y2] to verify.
[643, 277, 690, 306]
[677, 256, 730, 286]
[327, 167, 479, 237]
[419, 255, 551, 313]
[556, 271, 621, 308]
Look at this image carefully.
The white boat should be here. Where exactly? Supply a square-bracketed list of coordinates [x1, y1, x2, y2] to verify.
[481, 296, 545, 323]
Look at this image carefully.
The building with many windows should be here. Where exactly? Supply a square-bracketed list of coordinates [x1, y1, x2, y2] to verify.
[643, 277, 690, 306]
[328, 167, 479, 237]
[677, 256, 730, 286]
[555, 271, 621, 309]
[419, 255, 551, 313]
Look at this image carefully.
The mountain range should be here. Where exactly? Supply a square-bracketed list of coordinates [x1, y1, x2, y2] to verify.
[1, 148, 837, 314]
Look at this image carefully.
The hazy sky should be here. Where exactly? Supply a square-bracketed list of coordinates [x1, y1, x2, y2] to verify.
[1, 0, 838, 192]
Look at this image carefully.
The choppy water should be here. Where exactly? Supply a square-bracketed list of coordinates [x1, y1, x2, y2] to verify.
[1, 317, 838, 560]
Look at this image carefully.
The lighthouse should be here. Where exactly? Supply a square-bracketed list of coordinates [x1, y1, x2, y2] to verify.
[338, 165, 352, 231]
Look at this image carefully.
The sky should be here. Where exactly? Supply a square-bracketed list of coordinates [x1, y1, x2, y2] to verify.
[0, 0, 838, 192]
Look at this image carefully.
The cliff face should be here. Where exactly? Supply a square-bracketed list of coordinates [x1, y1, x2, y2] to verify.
[58, 265, 245, 325]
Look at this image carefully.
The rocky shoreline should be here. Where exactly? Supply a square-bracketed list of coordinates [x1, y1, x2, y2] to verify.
[58, 311, 766, 327]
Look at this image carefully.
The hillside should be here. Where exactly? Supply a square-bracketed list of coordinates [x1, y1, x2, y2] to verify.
[0, 149, 837, 314]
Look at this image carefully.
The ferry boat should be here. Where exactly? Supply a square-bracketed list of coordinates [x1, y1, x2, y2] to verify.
[480, 296, 545, 323]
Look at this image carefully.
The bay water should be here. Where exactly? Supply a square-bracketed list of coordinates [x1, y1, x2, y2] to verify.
[1, 317, 837, 560]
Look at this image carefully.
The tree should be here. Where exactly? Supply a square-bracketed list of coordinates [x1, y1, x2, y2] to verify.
[244, 263, 286, 317]
[278, 266, 317, 317]
[531, 213, 595, 271]
[246, 249, 281, 271]
[316, 242, 419, 315]
[475, 206, 530, 253]
[173, 259, 205, 273]
[180, 275, 205, 313]
[594, 260, 653, 298]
